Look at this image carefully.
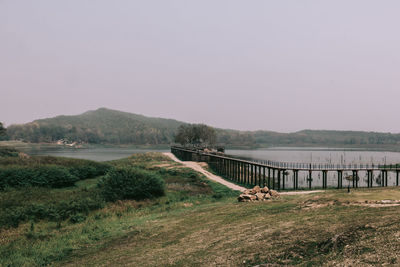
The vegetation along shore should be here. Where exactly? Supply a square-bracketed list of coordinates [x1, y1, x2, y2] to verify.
[2, 143, 400, 266]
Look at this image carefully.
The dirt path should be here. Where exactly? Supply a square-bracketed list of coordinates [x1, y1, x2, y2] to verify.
[164, 153, 246, 192]
[164, 153, 324, 195]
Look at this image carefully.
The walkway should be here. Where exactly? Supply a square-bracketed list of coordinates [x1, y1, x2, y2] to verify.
[164, 152, 323, 195]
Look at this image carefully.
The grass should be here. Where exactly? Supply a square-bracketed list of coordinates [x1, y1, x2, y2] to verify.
[2, 151, 400, 266]
[57, 188, 400, 267]
[0, 152, 238, 266]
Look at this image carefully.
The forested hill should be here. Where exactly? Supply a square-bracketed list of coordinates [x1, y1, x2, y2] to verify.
[5, 108, 400, 148]
[6, 108, 184, 144]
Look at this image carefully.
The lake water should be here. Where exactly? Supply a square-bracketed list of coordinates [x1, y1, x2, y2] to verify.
[226, 147, 400, 165]
[226, 148, 400, 189]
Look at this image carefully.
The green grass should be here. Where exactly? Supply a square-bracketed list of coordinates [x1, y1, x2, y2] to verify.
[0, 152, 239, 266]
[57, 188, 400, 267]
[2, 152, 400, 266]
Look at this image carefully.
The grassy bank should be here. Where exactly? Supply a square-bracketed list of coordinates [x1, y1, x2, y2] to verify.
[2, 151, 400, 266]
[0, 152, 237, 266]
[61, 188, 400, 266]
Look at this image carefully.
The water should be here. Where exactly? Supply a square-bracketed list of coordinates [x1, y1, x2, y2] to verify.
[226, 147, 400, 165]
[225, 148, 400, 189]
[24, 146, 168, 161]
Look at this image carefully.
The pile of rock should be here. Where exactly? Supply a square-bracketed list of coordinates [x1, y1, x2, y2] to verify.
[238, 186, 280, 202]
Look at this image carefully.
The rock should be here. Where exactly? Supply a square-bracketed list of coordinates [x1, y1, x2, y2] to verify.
[243, 189, 252, 194]
[251, 186, 261, 194]
[238, 194, 257, 202]
[269, 189, 280, 198]
[239, 187, 277, 202]
[255, 193, 265, 200]
[261, 186, 269, 193]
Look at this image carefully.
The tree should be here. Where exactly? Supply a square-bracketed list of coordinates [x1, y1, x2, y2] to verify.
[174, 124, 216, 147]
[0, 122, 6, 137]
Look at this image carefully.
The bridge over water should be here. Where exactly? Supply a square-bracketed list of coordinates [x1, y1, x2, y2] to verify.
[171, 146, 400, 191]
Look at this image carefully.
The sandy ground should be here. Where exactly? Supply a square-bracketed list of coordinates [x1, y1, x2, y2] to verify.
[163, 153, 323, 195]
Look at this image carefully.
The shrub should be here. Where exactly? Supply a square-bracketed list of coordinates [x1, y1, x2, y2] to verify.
[0, 155, 111, 180]
[99, 167, 165, 202]
[0, 165, 78, 190]
[0, 191, 104, 228]
[0, 147, 18, 158]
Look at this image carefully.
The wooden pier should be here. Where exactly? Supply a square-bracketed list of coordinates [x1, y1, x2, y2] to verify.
[171, 146, 400, 191]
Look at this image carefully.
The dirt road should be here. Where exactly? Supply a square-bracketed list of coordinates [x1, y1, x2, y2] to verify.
[163, 152, 323, 195]
[164, 153, 246, 192]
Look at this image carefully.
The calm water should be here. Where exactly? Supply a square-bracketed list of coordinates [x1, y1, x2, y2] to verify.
[25, 146, 168, 161]
[226, 148, 400, 188]
[226, 147, 400, 165]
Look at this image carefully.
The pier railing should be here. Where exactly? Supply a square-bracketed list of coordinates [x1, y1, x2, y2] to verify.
[171, 146, 400, 191]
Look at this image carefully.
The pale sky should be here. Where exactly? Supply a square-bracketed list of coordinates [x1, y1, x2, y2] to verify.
[1, 1, 400, 133]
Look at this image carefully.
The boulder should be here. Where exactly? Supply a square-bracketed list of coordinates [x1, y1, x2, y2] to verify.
[238, 186, 279, 202]
[255, 193, 265, 200]
[238, 194, 257, 202]
[269, 190, 280, 198]
[243, 189, 252, 195]
[261, 186, 269, 193]
[251, 186, 261, 194]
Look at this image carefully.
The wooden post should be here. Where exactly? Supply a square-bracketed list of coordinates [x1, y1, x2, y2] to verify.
[263, 166, 266, 187]
[308, 170, 312, 189]
[397, 171, 399, 186]
[241, 162, 244, 183]
[367, 170, 371, 188]
[385, 171, 388, 187]
[277, 169, 281, 191]
[246, 164, 249, 185]
[272, 169, 276, 190]
[337, 170, 342, 189]
[268, 168, 271, 188]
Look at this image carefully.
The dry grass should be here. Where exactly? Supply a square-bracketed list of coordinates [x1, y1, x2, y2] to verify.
[58, 188, 400, 266]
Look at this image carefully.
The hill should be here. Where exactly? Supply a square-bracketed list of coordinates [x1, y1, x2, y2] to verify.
[5, 108, 400, 148]
[6, 108, 184, 145]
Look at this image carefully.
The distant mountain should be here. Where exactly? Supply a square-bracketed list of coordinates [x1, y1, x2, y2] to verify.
[5, 108, 400, 148]
[6, 108, 185, 145]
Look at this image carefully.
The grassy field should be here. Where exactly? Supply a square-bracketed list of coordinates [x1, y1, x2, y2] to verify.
[2, 152, 400, 266]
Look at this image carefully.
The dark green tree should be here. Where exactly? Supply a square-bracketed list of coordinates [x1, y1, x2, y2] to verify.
[0, 122, 6, 139]
[174, 124, 216, 147]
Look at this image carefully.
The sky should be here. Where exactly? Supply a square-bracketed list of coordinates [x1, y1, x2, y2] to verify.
[1, 1, 400, 133]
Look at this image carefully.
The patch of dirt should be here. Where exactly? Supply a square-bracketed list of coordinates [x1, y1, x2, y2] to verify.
[280, 190, 323, 195]
[302, 200, 338, 210]
[153, 163, 172, 168]
[349, 200, 400, 208]
[197, 162, 208, 168]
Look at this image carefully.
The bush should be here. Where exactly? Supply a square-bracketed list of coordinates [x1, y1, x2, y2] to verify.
[0, 192, 104, 228]
[0, 165, 78, 190]
[0, 155, 111, 180]
[0, 147, 18, 158]
[99, 167, 165, 202]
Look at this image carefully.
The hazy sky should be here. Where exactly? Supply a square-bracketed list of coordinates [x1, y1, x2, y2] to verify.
[1, 1, 400, 133]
